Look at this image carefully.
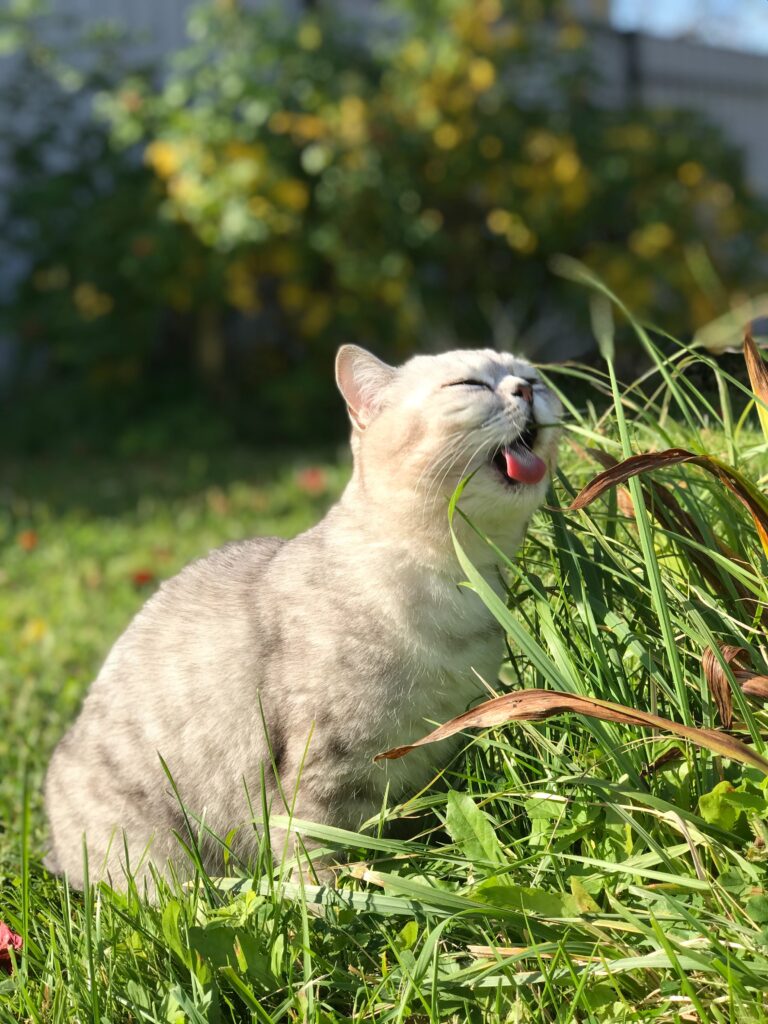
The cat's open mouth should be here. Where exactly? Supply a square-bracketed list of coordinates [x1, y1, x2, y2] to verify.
[491, 424, 547, 486]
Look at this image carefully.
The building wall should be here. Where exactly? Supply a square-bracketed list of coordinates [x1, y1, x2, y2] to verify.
[587, 24, 768, 192]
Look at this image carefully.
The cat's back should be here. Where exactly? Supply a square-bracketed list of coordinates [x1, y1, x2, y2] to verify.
[97, 535, 285, 694]
[143, 535, 285, 619]
[51, 534, 286, 767]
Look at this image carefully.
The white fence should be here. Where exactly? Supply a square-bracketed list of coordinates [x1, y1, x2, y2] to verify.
[47, 0, 298, 56]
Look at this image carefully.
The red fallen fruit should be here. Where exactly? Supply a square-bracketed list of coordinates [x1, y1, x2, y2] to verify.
[296, 466, 327, 496]
[0, 921, 22, 973]
[17, 529, 39, 552]
[131, 569, 155, 587]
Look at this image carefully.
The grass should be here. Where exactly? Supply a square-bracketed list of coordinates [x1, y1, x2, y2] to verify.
[2, 331, 768, 1021]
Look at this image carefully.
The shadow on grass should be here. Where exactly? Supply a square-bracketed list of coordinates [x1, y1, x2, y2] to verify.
[0, 445, 344, 521]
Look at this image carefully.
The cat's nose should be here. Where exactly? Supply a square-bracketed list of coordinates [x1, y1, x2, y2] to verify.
[511, 383, 533, 404]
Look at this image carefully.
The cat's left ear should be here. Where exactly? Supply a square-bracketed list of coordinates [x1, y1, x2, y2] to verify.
[335, 345, 396, 430]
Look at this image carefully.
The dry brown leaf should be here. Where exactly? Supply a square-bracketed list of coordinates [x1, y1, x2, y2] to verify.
[703, 644, 768, 728]
[568, 447, 768, 557]
[616, 487, 636, 520]
[375, 688, 768, 774]
[640, 747, 685, 778]
[742, 676, 768, 700]
[584, 448, 762, 624]
[744, 326, 768, 442]
[588, 449, 745, 565]
[570, 449, 698, 511]
[702, 645, 745, 729]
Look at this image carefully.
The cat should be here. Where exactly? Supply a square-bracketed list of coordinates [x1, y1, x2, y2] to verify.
[44, 344, 561, 891]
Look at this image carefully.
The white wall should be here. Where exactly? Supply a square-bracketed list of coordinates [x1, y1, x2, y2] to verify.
[587, 24, 768, 192]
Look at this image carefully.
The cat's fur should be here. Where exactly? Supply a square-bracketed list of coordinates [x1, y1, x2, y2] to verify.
[45, 345, 561, 890]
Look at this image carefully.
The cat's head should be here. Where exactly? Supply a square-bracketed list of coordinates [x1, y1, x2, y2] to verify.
[336, 345, 562, 550]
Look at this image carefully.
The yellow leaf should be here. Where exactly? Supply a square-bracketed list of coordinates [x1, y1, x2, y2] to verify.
[145, 140, 180, 178]
[467, 58, 495, 92]
[297, 22, 322, 51]
[433, 123, 461, 150]
[21, 617, 48, 645]
[272, 179, 309, 212]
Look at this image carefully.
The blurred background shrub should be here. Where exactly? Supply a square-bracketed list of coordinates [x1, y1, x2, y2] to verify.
[2, 0, 766, 451]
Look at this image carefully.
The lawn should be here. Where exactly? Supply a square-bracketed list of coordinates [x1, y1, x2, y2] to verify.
[2, 334, 768, 1022]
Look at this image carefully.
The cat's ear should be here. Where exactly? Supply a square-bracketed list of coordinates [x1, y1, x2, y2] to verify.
[335, 345, 395, 430]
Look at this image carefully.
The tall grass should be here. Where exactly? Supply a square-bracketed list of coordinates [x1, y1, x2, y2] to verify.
[2, 319, 768, 1021]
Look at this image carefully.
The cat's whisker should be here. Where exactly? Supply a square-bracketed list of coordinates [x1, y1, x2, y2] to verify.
[418, 450, 470, 527]
[412, 427, 467, 498]
[421, 428, 498, 527]
[416, 431, 477, 522]
[422, 429, 490, 519]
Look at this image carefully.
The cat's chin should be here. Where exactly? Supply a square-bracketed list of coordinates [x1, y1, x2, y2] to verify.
[489, 468, 546, 493]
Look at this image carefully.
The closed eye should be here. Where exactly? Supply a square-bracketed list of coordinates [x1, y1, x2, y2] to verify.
[444, 379, 493, 390]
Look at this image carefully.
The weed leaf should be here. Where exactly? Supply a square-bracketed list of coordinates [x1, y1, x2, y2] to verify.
[445, 791, 504, 865]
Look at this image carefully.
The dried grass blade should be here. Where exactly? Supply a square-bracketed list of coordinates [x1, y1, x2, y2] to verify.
[702, 645, 742, 729]
[569, 449, 699, 511]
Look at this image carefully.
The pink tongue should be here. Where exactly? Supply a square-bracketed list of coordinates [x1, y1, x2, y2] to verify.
[503, 445, 547, 485]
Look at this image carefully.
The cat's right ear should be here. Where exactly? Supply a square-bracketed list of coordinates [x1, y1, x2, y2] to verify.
[335, 345, 395, 430]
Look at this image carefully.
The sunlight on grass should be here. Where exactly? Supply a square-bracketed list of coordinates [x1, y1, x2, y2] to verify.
[3, 322, 768, 1020]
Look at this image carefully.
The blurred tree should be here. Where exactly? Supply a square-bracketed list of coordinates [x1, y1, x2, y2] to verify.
[2, 0, 767, 449]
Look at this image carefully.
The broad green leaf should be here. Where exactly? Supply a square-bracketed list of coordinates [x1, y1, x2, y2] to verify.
[395, 920, 419, 951]
[524, 794, 568, 821]
[445, 790, 504, 865]
[161, 901, 192, 970]
[569, 876, 601, 913]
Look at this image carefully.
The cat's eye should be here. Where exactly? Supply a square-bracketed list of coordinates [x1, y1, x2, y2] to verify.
[444, 379, 493, 390]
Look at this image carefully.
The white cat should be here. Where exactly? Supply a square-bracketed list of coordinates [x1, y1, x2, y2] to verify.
[44, 345, 561, 891]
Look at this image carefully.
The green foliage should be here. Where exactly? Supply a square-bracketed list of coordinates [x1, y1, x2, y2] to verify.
[3, 0, 768, 449]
